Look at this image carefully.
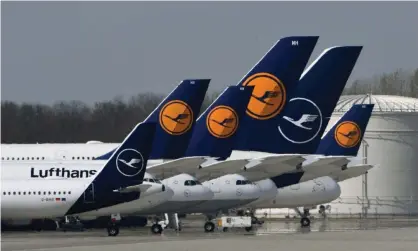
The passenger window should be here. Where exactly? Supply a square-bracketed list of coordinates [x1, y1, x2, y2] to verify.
[43, 192, 46, 195]
[17, 158, 20, 160]
[42, 157, 45, 160]
[53, 191, 56, 195]
[63, 191, 66, 195]
[48, 191, 51, 195]
[58, 191, 61, 195]
[3, 192, 5, 195]
[12, 158, 15, 160]
[68, 191, 71, 194]
[18, 192, 21, 195]
[32, 157, 34, 160]
[23, 192, 26, 195]
[8, 192, 11, 195]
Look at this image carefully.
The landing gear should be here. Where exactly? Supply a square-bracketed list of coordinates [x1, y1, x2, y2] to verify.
[294, 207, 312, 228]
[204, 221, 215, 232]
[151, 223, 163, 234]
[300, 217, 311, 227]
[107, 224, 120, 236]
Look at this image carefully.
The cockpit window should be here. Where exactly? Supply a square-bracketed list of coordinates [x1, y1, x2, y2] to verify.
[236, 180, 251, 185]
[153, 178, 162, 184]
[184, 180, 200, 186]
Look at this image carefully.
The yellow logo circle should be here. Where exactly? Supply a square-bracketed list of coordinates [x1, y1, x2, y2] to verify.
[334, 121, 362, 148]
[242, 72, 286, 120]
[159, 100, 193, 135]
[206, 105, 239, 139]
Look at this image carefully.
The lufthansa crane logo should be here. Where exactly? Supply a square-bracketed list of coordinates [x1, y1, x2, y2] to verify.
[206, 105, 239, 138]
[278, 97, 323, 144]
[334, 121, 362, 148]
[159, 100, 193, 135]
[242, 72, 286, 120]
[115, 148, 145, 177]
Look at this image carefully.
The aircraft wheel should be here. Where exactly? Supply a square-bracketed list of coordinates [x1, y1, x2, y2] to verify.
[151, 223, 163, 234]
[107, 225, 120, 236]
[222, 227, 228, 232]
[300, 217, 310, 227]
[245, 226, 253, 232]
[204, 222, 215, 232]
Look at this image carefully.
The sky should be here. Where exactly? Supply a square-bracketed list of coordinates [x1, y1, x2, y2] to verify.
[2, 1, 418, 105]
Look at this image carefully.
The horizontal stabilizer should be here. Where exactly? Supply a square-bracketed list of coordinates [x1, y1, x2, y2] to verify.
[240, 154, 306, 181]
[147, 156, 215, 179]
[331, 164, 374, 182]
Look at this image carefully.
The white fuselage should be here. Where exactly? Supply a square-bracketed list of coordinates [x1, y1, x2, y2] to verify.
[1, 143, 343, 215]
[1, 162, 173, 221]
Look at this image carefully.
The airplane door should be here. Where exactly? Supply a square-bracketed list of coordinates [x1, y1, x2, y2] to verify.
[84, 183, 95, 203]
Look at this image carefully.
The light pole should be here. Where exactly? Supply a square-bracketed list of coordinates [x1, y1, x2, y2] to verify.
[362, 139, 369, 218]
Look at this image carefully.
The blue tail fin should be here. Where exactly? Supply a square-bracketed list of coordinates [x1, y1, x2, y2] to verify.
[233, 36, 318, 150]
[316, 104, 374, 156]
[235, 46, 363, 154]
[66, 122, 157, 215]
[185, 86, 254, 160]
[147, 79, 210, 159]
[95, 79, 210, 160]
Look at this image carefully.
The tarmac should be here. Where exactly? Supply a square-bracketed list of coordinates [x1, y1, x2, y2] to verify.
[2, 218, 418, 251]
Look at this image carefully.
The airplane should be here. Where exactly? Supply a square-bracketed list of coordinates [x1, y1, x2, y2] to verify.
[1, 121, 165, 237]
[2, 38, 372, 232]
[1, 78, 213, 235]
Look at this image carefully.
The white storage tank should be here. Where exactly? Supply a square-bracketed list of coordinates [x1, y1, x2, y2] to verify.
[327, 94, 418, 217]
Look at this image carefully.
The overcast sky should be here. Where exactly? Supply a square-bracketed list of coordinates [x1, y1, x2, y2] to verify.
[2, 1, 418, 105]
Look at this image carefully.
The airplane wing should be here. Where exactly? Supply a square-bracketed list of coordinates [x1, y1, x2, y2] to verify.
[194, 154, 305, 182]
[194, 159, 251, 181]
[237, 154, 306, 182]
[146, 156, 216, 179]
[298, 156, 352, 182]
[330, 164, 374, 182]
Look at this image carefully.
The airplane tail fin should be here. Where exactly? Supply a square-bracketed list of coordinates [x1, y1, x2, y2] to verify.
[185, 86, 254, 159]
[95, 79, 210, 160]
[232, 36, 319, 151]
[235, 46, 363, 154]
[66, 122, 157, 215]
[93, 122, 157, 188]
[316, 104, 374, 156]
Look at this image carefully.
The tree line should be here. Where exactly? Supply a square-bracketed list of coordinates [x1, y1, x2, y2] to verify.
[2, 68, 417, 144]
